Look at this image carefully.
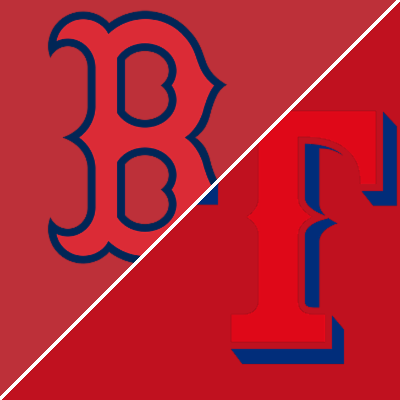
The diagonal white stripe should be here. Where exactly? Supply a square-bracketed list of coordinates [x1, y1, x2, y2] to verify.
[1, 1, 399, 397]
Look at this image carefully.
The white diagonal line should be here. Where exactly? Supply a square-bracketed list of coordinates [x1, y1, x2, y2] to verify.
[1, 1, 399, 397]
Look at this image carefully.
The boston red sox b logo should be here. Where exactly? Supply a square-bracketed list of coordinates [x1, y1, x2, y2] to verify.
[48, 12, 224, 263]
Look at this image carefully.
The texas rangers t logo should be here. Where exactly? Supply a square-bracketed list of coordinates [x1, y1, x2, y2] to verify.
[48, 12, 224, 263]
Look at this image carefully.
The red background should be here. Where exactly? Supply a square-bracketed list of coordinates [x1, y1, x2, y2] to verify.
[1, 0, 398, 398]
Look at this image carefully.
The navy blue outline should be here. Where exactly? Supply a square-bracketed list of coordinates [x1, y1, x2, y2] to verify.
[48, 12, 224, 263]
[117, 148, 177, 231]
[117, 44, 177, 127]
[363, 113, 397, 206]
[232, 317, 344, 364]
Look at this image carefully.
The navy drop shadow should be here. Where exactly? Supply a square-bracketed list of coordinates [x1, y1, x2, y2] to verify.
[363, 113, 397, 206]
[232, 317, 344, 364]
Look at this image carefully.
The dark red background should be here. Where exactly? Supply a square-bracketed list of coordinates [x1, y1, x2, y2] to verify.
[1, 0, 399, 398]
[6, 3, 400, 398]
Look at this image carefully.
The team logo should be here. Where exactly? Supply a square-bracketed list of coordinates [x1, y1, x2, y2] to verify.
[48, 12, 224, 263]
[232, 111, 396, 364]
